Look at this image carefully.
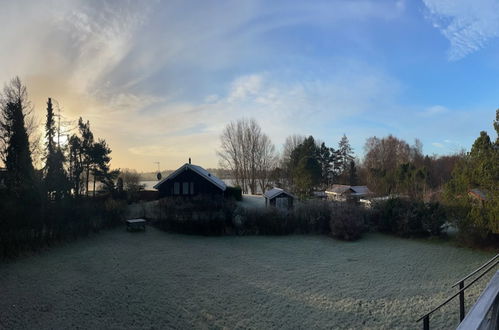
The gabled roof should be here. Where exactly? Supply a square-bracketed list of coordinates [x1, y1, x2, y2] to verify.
[153, 163, 226, 191]
[264, 187, 296, 200]
[351, 186, 372, 196]
[468, 188, 488, 201]
[325, 185, 372, 196]
[326, 184, 352, 194]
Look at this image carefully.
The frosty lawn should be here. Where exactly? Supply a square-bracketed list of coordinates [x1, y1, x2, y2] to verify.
[0, 227, 495, 329]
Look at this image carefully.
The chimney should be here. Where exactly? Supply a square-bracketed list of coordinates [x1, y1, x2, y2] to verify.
[189, 157, 191, 164]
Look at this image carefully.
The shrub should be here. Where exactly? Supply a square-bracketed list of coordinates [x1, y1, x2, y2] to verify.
[292, 200, 332, 234]
[372, 198, 446, 237]
[157, 196, 235, 235]
[225, 186, 242, 201]
[329, 203, 366, 241]
[103, 198, 127, 228]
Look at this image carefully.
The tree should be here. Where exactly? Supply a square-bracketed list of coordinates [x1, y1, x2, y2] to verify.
[337, 134, 354, 179]
[89, 139, 115, 195]
[78, 117, 94, 196]
[289, 136, 321, 196]
[43, 98, 68, 200]
[0, 77, 36, 196]
[68, 134, 83, 196]
[280, 134, 305, 189]
[444, 110, 499, 241]
[119, 169, 145, 201]
[348, 160, 358, 186]
[317, 142, 335, 188]
[362, 135, 421, 195]
[218, 118, 276, 194]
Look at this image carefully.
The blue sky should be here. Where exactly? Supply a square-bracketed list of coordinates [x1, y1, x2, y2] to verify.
[1, 0, 499, 170]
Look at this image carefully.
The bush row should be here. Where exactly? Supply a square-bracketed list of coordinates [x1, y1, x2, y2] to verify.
[0, 192, 127, 258]
[370, 198, 447, 237]
[155, 198, 370, 240]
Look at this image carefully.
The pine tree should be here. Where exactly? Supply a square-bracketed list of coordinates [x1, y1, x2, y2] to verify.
[78, 118, 94, 195]
[68, 134, 83, 196]
[44, 98, 68, 200]
[90, 139, 114, 196]
[289, 136, 321, 196]
[348, 160, 358, 186]
[337, 134, 354, 184]
[0, 77, 35, 196]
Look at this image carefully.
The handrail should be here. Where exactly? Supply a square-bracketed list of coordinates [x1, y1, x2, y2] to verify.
[452, 254, 499, 288]
[456, 271, 499, 330]
[416, 256, 499, 325]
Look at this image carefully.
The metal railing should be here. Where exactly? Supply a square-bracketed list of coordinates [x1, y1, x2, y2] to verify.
[416, 254, 499, 330]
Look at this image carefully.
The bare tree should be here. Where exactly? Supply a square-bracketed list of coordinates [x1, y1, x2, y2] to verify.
[218, 118, 276, 194]
[282, 134, 305, 165]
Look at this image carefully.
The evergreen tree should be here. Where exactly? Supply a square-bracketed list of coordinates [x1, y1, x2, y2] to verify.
[0, 77, 36, 196]
[68, 134, 83, 196]
[78, 118, 94, 195]
[348, 160, 358, 186]
[337, 134, 354, 183]
[444, 111, 499, 240]
[90, 139, 115, 196]
[289, 136, 321, 196]
[43, 98, 68, 200]
[317, 142, 334, 188]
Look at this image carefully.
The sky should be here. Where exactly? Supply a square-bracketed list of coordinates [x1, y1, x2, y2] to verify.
[1, 0, 499, 171]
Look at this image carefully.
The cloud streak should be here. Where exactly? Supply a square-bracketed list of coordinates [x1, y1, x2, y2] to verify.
[423, 0, 499, 60]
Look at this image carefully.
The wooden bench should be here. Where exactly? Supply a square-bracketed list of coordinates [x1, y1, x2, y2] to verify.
[126, 219, 146, 231]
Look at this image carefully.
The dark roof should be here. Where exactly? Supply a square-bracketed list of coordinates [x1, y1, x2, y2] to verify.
[468, 189, 488, 201]
[326, 185, 372, 196]
[153, 163, 226, 191]
[264, 187, 296, 200]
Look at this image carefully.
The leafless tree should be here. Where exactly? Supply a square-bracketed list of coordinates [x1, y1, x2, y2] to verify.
[218, 118, 277, 194]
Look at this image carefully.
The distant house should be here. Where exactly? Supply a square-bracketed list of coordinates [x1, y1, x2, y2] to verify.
[153, 159, 226, 199]
[264, 187, 296, 210]
[325, 185, 372, 202]
[468, 188, 488, 206]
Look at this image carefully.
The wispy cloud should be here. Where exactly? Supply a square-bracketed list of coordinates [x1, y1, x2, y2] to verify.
[418, 105, 449, 117]
[423, 0, 499, 60]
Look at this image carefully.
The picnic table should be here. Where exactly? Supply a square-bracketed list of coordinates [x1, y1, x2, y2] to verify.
[126, 219, 146, 231]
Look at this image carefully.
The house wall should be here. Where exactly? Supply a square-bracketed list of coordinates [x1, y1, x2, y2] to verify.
[269, 193, 294, 209]
[157, 169, 224, 198]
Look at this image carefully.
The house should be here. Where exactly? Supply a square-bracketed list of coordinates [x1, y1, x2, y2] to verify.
[325, 184, 372, 202]
[264, 187, 296, 209]
[153, 159, 226, 199]
[468, 188, 488, 206]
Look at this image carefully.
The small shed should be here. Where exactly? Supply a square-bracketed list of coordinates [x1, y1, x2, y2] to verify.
[153, 160, 226, 199]
[264, 188, 296, 210]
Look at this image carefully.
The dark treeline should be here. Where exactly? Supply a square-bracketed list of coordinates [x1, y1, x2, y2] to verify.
[0, 77, 127, 258]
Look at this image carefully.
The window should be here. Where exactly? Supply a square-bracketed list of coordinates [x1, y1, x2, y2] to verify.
[190, 182, 194, 195]
[173, 182, 180, 195]
[183, 182, 189, 195]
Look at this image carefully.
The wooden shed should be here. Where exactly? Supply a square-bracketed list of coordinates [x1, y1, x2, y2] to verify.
[264, 188, 296, 210]
[153, 160, 226, 199]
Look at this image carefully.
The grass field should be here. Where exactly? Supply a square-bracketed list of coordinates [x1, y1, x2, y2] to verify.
[0, 226, 495, 329]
